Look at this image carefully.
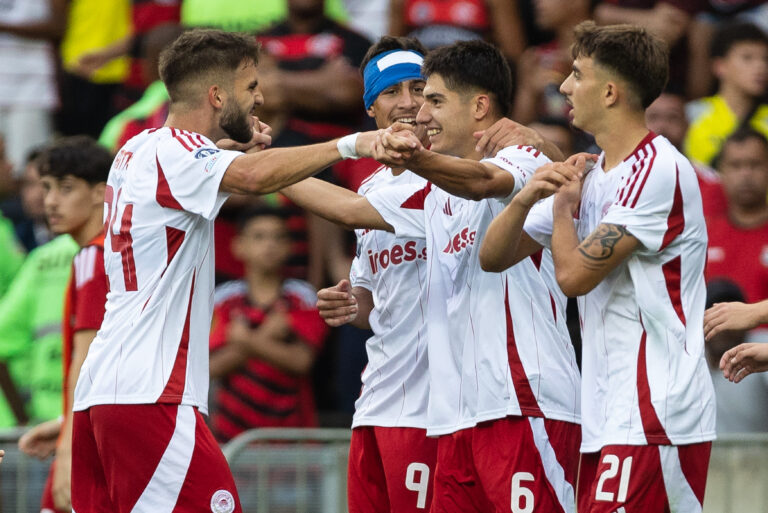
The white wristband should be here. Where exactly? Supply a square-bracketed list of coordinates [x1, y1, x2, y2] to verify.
[337, 132, 361, 160]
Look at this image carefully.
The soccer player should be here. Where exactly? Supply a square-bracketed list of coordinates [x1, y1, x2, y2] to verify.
[70, 29, 379, 512]
[315, 36, 437, 513]
[479, 22, 716, 513]
[283, 40, 581, 512]
[20, 136, 112, 513]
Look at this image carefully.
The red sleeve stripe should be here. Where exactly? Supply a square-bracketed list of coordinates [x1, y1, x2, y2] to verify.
[515, 145, 541, 158]
[180, 130, 203, 149]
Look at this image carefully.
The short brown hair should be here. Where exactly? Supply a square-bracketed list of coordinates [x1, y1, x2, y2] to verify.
[571, 21, 669, 109]
[159, 29, 260, 103]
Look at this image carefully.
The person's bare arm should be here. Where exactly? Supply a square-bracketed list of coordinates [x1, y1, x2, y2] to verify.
[480, 158, 584, 272]
[487, 0, 526, 61]
[317, 279, 373, 329]
[54, 328, 97, 512]
[388, 0, 408, 36]
[550, 167, 640, 297]
[473, 117, 565, 162]
[0, 0, 66, 39]
[705, 300, 768, 341]
[281, 178, 392, 232]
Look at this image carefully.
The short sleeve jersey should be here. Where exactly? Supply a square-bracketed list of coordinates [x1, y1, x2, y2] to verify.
[63, 235, 108, 413]
[366, 146, 581, 436]
[525, 133, 716, 452]
[348, 167, 430, 429]
[74, 127, 241, 414]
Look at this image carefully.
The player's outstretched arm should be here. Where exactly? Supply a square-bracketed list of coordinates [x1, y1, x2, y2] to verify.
[551, 156, 640, 297]
[720, 343, 768, 383]
[317, 279, 373, 329]
[474, 117, 564, 162]
[281, 178, 393, 232]
[374, 130, 519, 201]
[220, 131, 377, 196]
[479, 161, 579, 272]
[705, 300, 768, 341]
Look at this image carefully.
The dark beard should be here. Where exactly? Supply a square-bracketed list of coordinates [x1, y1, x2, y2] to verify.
[220, 102, 253, 143]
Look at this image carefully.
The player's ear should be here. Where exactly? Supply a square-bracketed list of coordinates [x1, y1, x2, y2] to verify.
[604, 81, 618, 108]
[472, 94, 491, 121]
[209, 85, 225, 109]
[366, 105, 376, 119]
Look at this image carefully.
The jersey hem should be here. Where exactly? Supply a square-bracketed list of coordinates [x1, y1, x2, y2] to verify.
[580, 431, 717, 452]
[352, 416, 430, 429]
[73, 395, 209, 416]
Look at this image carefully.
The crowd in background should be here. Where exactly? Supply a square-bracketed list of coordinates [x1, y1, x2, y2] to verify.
[0, 0, 766, 442]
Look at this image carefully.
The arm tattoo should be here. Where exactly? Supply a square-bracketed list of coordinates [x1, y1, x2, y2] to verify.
[578, 224, 629, 264]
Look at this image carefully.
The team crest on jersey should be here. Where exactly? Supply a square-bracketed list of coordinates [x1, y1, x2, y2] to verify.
[195, 147, 220, 159]
[761, 246, 768, 267]
[210, 490, 235, 513]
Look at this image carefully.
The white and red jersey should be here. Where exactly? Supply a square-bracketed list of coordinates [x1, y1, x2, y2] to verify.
[525, 133, 716, 452]
[73, 127, 242, 414]
[366, 146, 581, 436]
[349, 166, 430, 429]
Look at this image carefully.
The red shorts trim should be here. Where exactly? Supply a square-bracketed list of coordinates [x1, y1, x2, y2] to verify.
[578, 442, 711, 513]
[72, 404, 241, 513]
[432, 416, 580, 513]
[347, 426, 438, 513]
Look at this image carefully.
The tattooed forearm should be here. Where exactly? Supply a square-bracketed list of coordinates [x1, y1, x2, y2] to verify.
[578, 224, 629, 262]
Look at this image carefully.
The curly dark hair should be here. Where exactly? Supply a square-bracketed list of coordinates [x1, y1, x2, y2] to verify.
[38, 136, 112, 185]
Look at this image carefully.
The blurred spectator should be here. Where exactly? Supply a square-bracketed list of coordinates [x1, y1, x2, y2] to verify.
[209, 207, 328, 442]
[0, 234, 78, 427]
[256, 0, 371, 288]
[341, 0, 389, 41]
[180, 0, 348, 33]
[57, 0, 132, 138]
[705, 279, 768, 434]
[645, 91, 727, 217]
[529, 118, 575, 156]
[74, 0, 181, 103]
[705, 128, 768, 312]
[0, 211, 24, 298]
[98, 24, 185, 153]
[388, 0, 525, 61]
[513, 0, 591, 125]
[685, 23, 768, 166]
[0, 148, 54, 252]
[0, 0, 64, 173]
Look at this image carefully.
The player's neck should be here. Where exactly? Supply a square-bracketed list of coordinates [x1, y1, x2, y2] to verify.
[164, 108, 217, 141]
[245, 268, 283, 305]
[728, 202, 768, 229]
[71, 212, 104, 248]
[594, 112, 649, 170]
[719, 83, 757, 120]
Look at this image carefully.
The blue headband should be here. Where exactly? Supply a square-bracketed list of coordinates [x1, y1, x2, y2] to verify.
[363, 50, 425, 109]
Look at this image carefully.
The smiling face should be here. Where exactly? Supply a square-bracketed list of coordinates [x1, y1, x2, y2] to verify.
[219, 59, 263, 143]
[416, 74, 480, 157]
[559, 56, 607, 134]
[367, 78, 425, 130]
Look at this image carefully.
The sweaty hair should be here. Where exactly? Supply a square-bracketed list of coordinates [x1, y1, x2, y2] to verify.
[571, 21, 669, 109]
[710, 22, 768, 59]
[359, 36, 428, 76]
[38, 136, 112, 185]
[158, 29, 260, 104]
[421, 40, 512, 116]
[713, 127, 768, 168]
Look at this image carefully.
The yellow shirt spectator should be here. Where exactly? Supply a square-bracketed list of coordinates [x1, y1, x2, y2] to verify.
[685, 95, 768, 166]
[61, 0, 131, 84]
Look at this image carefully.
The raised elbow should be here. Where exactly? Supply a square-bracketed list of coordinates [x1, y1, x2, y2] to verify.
[555, 271, 590, 298]
[479, 249, 508, 273]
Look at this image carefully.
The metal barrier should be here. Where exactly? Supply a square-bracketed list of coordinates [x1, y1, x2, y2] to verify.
[1, 427, 768, 512]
